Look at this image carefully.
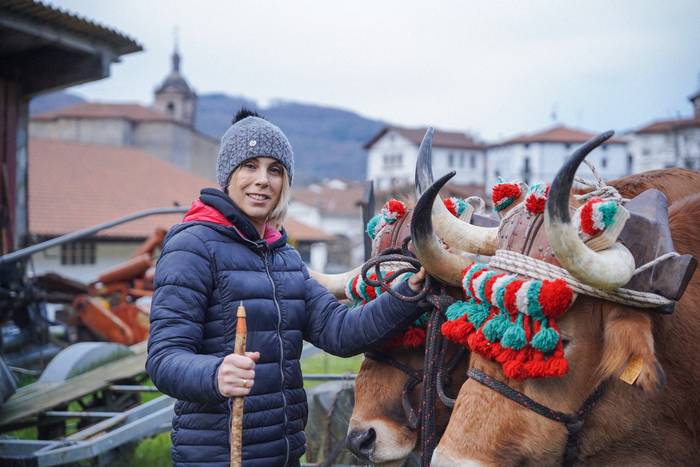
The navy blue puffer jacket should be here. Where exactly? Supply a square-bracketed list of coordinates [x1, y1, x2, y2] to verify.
[146, 188, 422, 466]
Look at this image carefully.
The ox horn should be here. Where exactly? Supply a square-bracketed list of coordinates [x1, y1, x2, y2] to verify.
[544, 131, 636, 290]
[414, 128, 498, 255]
[309, 262, 407, 300]
[411, 171, 474, 286]
[309, 265, 365, 299]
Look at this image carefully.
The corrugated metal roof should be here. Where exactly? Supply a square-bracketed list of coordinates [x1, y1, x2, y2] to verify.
[0, 0, 142, 55]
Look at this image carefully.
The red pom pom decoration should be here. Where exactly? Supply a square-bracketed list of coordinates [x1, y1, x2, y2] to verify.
[492, 182, 522, 212]
[525, 183, 550, 215]
[539, 279, 574, 319]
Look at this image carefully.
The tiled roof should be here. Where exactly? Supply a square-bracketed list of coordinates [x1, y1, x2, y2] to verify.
[291, 180, 365, 216]
[635, 117, 700, 134]
[0, 0, 141, 55]
[32, 103, 176, 123]
[500, 125, 627, 145]
[28, 139, 333, 242]
[284, 218, 334, 242]
[364, 126, 485, 150]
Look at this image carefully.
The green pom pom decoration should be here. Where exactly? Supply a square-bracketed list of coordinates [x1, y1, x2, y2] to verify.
[599, 201, 619, 228]
[446, 301, 471, 321]
[482, 312, 510, 342]
[467, 302, 492, 328]
[366, 215, 382, 240]
[526, 280, 544, 320]
[501, 315, 527, 350]
[531, 323, 560, 353]
[413, 313, 429, 327]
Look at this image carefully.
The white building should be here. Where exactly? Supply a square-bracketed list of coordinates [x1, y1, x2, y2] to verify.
[365, 127, 487, 191]
[487, 125, 630, 190]
[628, 87, 700, 173]
[290, 180, 365, 272]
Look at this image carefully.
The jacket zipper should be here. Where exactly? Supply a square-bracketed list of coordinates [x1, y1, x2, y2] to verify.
[232, 233, 291, 465]
[262, 249, 291, 466]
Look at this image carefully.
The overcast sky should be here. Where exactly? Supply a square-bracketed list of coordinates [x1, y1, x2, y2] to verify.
[48, 0, 699, 140]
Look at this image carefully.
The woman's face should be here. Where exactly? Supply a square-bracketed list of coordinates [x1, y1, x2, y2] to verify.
[227, 157, 284, 230]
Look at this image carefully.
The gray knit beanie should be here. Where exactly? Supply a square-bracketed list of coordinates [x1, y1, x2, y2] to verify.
[216, 116, 294, 190]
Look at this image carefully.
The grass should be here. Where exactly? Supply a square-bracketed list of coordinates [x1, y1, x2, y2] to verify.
[7, 352, 362, 466]
[131, 352, 363, 464]
[300, 351, 363, 389]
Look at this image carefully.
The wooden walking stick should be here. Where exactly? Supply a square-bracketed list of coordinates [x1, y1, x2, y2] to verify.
[230, 301, 247, 467]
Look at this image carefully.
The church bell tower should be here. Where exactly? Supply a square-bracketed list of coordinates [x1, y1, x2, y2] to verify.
[154, 37, 197, 127]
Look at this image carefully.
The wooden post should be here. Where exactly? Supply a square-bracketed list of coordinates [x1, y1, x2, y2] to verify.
[230, 302, 247, 467]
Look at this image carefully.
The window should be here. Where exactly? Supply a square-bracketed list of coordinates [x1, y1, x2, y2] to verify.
[448, 153, 455, 167]
[383, 154, 403, 168]
[166, 101, 175, 114]
[564, 143, 572, 150]
[470, 153, 476, 169]
[459, 153, 465, 168]
[61, 242, 96, 265]
[601, 157, 607, 169]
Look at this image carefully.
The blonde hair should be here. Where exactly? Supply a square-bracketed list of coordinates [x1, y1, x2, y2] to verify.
[227, 163, 290, 228]
[267, 169, 290, 228]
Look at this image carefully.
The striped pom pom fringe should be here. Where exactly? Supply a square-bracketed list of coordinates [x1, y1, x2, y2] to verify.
[345, 269, 429, 349]
[442, 262, 575, 379]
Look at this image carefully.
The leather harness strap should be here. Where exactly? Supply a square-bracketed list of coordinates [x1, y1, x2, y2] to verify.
[468, 368, 608, 467]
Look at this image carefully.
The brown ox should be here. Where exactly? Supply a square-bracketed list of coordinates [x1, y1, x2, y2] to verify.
[347, 127, 700, 466]
[346, 128, 498, 465]
[345, 205, 473, 465]
[412, 134, 700, 466]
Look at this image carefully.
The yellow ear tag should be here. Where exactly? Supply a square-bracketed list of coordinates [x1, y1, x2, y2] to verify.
[619, 355, 644, 385]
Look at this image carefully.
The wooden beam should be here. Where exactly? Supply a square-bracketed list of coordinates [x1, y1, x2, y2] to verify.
[0, 343, 148, 429]
[0, 48, 112, 96]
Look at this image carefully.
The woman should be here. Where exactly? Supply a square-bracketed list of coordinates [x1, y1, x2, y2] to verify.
[146, 109, 426, 466]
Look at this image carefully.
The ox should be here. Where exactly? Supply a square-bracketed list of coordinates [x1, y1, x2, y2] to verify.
[412, 133, 699, 466]
[348, 128, 700, 466]
[310, 186, 478, 465]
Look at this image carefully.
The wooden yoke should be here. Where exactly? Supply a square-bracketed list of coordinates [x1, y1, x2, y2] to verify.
[230, 302, 247, 467]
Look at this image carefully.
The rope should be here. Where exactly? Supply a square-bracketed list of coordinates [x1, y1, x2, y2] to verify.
[490, 250, 673, 308]
[420, 292, 448, 467]
[633, 251, 680, 276]
[574, 160, 628, 203]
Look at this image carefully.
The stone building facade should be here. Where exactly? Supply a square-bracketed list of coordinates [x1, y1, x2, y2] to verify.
[29, 46, 218, 181]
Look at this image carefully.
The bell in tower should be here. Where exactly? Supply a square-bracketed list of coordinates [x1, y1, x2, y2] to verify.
[154, 31, 197, 127]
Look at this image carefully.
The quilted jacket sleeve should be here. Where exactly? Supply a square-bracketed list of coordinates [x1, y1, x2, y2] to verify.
[301, 265, 423, 357]
[146, 229, 226, 404]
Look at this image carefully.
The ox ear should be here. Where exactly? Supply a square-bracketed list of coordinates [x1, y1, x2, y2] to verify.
[598, 305, 666, 394]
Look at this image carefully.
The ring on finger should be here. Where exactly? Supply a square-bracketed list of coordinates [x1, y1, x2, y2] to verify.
[242, 378, 247, 387]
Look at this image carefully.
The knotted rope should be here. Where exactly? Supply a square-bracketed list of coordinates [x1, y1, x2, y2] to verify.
[490, 250, 673, 309]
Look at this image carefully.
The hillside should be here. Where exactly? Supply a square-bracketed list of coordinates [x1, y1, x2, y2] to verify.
[31, 91, 385, 183]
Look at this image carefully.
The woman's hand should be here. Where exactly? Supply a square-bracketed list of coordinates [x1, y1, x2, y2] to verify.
[216, 351, 260, 397]
[407, 267, 427, 293]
